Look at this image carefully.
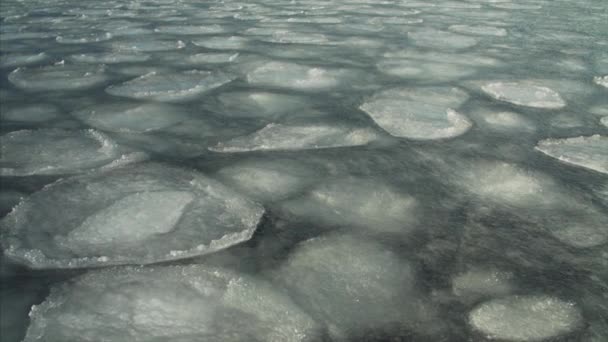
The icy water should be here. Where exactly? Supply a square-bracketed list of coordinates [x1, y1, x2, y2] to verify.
[1, 0, 607, 341]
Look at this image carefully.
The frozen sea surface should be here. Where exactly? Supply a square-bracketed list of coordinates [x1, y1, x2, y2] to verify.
[1, 0, 607, 341]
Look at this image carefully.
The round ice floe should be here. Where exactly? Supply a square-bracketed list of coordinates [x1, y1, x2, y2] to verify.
[481, 82, 566, 109]
[23, 265, 319, 341]
[448, 24, 507, 37]
[72, 102, 191, 133]
[191, 36, 249, 50]
[408, 28, 478, 49]
[210, 123, 380, 152]
[452, 268, 514, 300]
[535, 135, 608, 174]
[217, 160, 315, 202]
[106, 71, 233, 102]
[594, 76, 608, 88]
[0, 129, 143, 176]
[360, 87, 471, 140]
[1, 104, 61, 123]
[278, 234, 431, 340]
[469, 295, 582, 341]
[211, 91, 310, 119]
[0, 52, 47, 68]
[56, 31, 112, 44]
[8, 64, 108, 91]
[247, 62, 342, 91]
[1, 163, 264, 268]
[282, 178, 418, 234]
[69, 52, 150, 64]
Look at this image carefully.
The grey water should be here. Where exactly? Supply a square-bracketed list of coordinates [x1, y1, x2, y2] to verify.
[0, 0, 607, 341]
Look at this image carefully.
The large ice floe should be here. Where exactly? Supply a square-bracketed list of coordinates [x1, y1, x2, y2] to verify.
[359, 87, 472, 140]
[468, 295, 583, 341]
[210, 122, 380, 152]
[277, 234, 434, 340]
[8, 64, 108, 91]
[106, 70, 234, 102]
[481, 81, 566, 109]
[535, 135, 608, 175]
[1, 163, 264, 268]
[22, 265, 320, 342]
[0, 129, 144, 176]
[281, 178, 418, 234]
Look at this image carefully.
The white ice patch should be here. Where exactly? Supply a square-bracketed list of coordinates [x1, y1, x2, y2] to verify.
[106, 71, 233, 102]
[210, 123, 380, 152]
[452, 268, 514, 300]
[23, 265, 320, 342]
[246, 62, 342, 91]
[0, 129, 141, 176]
[473, 110, 536, 132]
[260, 30, 330, 44]
[277, 234, 432, 340]
[448, 24, 507, 37]
[56, 31, 112, 44]
[1, 163, 264, 268]
[360, 87, 471, 140]
[69, 52, 151, 64]
[154, 24, 226, 35]
[1, 104, 61, 123]
[111, 39, 185, 52]
[481, 82, 566, 109]
[191, 36, 249, 50]
[469, 295, 582, 341]
[594, 75, 608, 88]
[281, 178, 418, 234]
[72, 102, 190, 133]
[601, 116, 608, 128]
[535, 135, 608, 174]
[8, 65, 108, 91]
[408, 28, 478, 49]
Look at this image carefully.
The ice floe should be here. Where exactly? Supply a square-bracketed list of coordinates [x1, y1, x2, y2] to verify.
[209, 91, 311, 119]
[246, 62, 344, 91]
[191, 36, 249, 50]
[111, 39, 185, 52]
[106, 70, 233, 102]
[471, 109, 536, 132]
[0, 52, 47, 68]
[210, 122, 380, 152]
[1, 163, 264, 268]
[469, 295, 582, 341]
[69, 52, 151, 64]
[277, 234, 433, 340]
[452, 268, 514, 301]
[281, 178, 418, 234]
[0, 129, 143, 176]
[594, 75, 608, 88]
[601, 116, 608, 128]
[56, 30, 112, 44]
[535, 135, 608, 174]
[481, 82, 566, 109]
[448, 24, 507, 37]
[154, 24, 226, 35]
[360, 87, 471, 140]
[23, 265, 319, 341]
[408, 28, 478, 49]
[8, 64, 108, 91]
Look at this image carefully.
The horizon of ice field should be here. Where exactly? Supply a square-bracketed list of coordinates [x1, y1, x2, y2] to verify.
[0, 0, 607, 341]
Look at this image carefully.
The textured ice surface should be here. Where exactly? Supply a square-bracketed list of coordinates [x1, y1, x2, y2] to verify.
[469, 295, 582, 341]
[210, 123, 380, 152]
[1, 104, 61, 123]
[594, 76, 608, 88]
[191, 36, 249, 49]
[1, 163, 264, 268]
[8, 64, 108, 91]
[0, 129, 143, 176]
[535, 135, 608, 174]
[448, 24, 507, 37]
[72, 102, 191, 133]
[111, 39, 185, 52]
[217, 159, 315, 202]
[452, 268, 514, 301]
[210, 91, 311, 119]
[473, 110, 536, 132]
[106, 71, 233, 102]
[0, 52, 47, 68]
[481, 82, 566, 109]
[278, 234, 433, 340]
[247, 62, 343, 91]
[281, 178, 418, 234]
[408, 28, 478, 49]
[56, 31, 112, 44]
[69, 52, 151, 64]
[601, 116, 608, 128]
[23, 265, 320, 342]
[360, 87, 471, 140]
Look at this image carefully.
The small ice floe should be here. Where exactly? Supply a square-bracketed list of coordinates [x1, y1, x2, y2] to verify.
[106, 70, 233, 102]
[210, 122, 380, 152]
[408, 28, 478, 49]
[0, 129, 143, 176]
[154, 24, 226, 35]
[1, 163, 264, 268]
[594, 75, 608, 88]
[191, 36, 249, 50]
[481, 81, 566, 109]
[535, 135, 608, 175]
[468, 295, 582, 341]
[246, 61, 345, 91]
[22, 265, 320, 341]
[208, 91, 311, 119]
[111, 38, 185, 52]
[452, 268, 515, 301]
[8, 64, 108, 91]
[360, 87, 471, 140]
[69, 52, 151, 64]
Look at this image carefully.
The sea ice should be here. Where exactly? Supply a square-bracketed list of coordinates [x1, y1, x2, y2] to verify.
[210, 122, 380, 152]
[359, 87, 471, 140]
[469, 295, 582, 341]
[408, 28, 478, 49]
[246, 61, 343, 91]
[1, 104, 61, 123]
[56, 31, 112, 44]
[281, 178, 418, 234]
[481, 82, 566, 109]
[472, 110, 536, 132]
[154, 24, 226, 35]
[106, 70, 233, 102]
[69, 52, 151, 64]
[22, 265, 320, 342]
[0, 52, 47, 68]
[1, 163, 264, 268]
[594, 75, 608, 88]
[8, 64, 108, 91]
[452, 268, 514, 300]
[0, 129, 143, 176]
[535, 135, 608, 174]
[209, 91, 311, 119]
[71, 102, 191, 133]
[448, 24, 507, 37]
[277, 234, 432, 340]
[601, 116, 608, 128]
[191, 36, 249, 50]
[111, 39, 185, 52]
